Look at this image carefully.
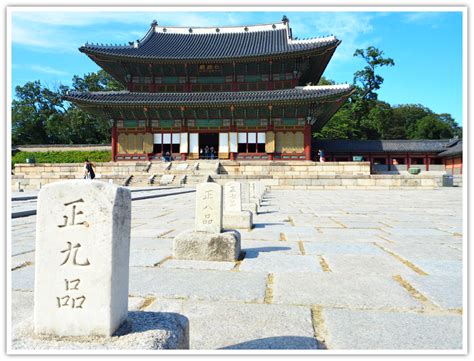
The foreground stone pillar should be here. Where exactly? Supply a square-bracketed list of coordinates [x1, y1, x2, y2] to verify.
[223, 181, 253, 230]
[173, 182, 240, 261]
[34, 180, 131, 337]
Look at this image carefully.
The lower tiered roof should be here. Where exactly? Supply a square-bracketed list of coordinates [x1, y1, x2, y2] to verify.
[66, 85, 353, 130]
[66, 85, 352, 106]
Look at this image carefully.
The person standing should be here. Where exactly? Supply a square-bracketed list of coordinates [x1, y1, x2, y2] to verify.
[204, 145, 210, 160]
[210, 146, 215, 160]
[83, 159, 96, 179]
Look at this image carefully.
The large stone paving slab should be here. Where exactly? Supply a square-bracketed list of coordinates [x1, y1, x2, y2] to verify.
[129, 267, 267, 303]
[129, 249, 171, 267]
[322, 308, 463, 350]
[273, 273, 422, 309]
[148, 300, 317, 349]
[322, 254, 417, 276]
[240, 253, 323, 273]
[403, 275, 463, 309]
[303, 242, 385, 256]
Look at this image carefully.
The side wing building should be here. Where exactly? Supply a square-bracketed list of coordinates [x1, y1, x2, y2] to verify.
[66, 16, 353, 161]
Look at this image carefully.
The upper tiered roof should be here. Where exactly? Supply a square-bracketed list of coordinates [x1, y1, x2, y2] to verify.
[80, 17, 340, 62]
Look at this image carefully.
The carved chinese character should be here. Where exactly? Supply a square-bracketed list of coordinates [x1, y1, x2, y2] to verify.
[60, 242, 90, 266]
[56, 295, 86, 309]
[65, 278, 81, 290]
[58, 199, 89, 228]
[202, 190, 214, 200]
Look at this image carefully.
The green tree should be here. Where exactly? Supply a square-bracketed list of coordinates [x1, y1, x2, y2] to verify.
[12, 81, 66, 145]
[353, 46, 395, 101]
[412, 115, 454, 139]
[71, 69, 124, 92]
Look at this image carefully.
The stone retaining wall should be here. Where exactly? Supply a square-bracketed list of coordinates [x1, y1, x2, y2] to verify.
[12, 161, 448, 190]
[213, 174, 440, 189]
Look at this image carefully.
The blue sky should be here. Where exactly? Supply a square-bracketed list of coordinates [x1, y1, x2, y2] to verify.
[11, 10, 464, 125]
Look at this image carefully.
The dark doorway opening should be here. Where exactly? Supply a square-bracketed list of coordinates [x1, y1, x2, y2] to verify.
[199, 133, 219, 159]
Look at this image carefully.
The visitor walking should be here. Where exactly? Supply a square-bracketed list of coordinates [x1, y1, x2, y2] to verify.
[204, 145, 210, 160]
[210, 146, 215, 159]
[83, 159, 96, 179]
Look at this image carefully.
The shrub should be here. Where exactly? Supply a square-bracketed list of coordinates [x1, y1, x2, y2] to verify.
[12, 150, 112, 167]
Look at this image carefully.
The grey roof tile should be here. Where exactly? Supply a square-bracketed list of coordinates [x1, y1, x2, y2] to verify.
[65, 85, 353, 106]
[315, 139, 453, 153]
[438, 140, 463, 157]
[80, 22, 339, 61]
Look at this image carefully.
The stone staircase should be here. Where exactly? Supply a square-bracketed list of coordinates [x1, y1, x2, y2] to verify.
[124, 160, 219, 187]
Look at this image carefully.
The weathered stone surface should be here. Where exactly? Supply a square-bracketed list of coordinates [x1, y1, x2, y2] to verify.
[322, 308, 462, 350]
[173, 230, 241, 261]
[34, 180, 131, 337]
[223, 211, 253, 230]
[323, 254, 417, 276]
[195, 182, 222, 233]
[303, 242, 385, 256]
[129, 267, 267, 303]
[240, 253, 323, 273]
[273, 273, 423, 309]
[403, 275, 463, 309]
[12, 311, 189, 350]
[156, 300, 318, 350]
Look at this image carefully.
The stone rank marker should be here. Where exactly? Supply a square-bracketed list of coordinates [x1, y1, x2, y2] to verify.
[34, 180, 131, 337]
[194, 182, 223, 233]
[173, 182, 241, 261]
[223, 182, 253, 230]
[241, 182, 258, 216]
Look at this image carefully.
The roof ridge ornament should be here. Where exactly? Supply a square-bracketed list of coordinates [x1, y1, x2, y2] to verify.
[151, 19, 158, 28]
[282, 15, 289, 24]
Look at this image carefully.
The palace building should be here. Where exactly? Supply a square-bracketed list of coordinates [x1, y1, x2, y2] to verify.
[66, 16, 353, 161]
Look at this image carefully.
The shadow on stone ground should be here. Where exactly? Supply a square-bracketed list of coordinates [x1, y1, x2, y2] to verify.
[253, 223, 285, 229]
[220, 336, 321, 349]
[243, 247, 292, 258]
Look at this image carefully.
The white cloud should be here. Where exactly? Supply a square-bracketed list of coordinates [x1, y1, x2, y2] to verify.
[30, 65, 69, 76]
[289, 12, 377, 64]
[403, 12, 442, 27]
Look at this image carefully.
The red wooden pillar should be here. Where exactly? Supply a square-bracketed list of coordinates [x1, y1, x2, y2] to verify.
[406, 154, 410, 170]
[304, 124, 312, 160]
[425, 154, 430, 171]
[111, 123, 117, 162]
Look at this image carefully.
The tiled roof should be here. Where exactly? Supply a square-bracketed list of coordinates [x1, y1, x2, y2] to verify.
[438, 140, 463, 157]
[79, 20, 340, 61]
[65, 85, 353, 106]
[314, 139, 453, 153]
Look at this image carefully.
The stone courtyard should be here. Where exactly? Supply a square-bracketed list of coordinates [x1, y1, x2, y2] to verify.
[10, 187, 463, 350]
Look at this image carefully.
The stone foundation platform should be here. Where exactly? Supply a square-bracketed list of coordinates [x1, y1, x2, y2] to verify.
[173, 230, 241, 262]
[12, 311, 189, 350]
